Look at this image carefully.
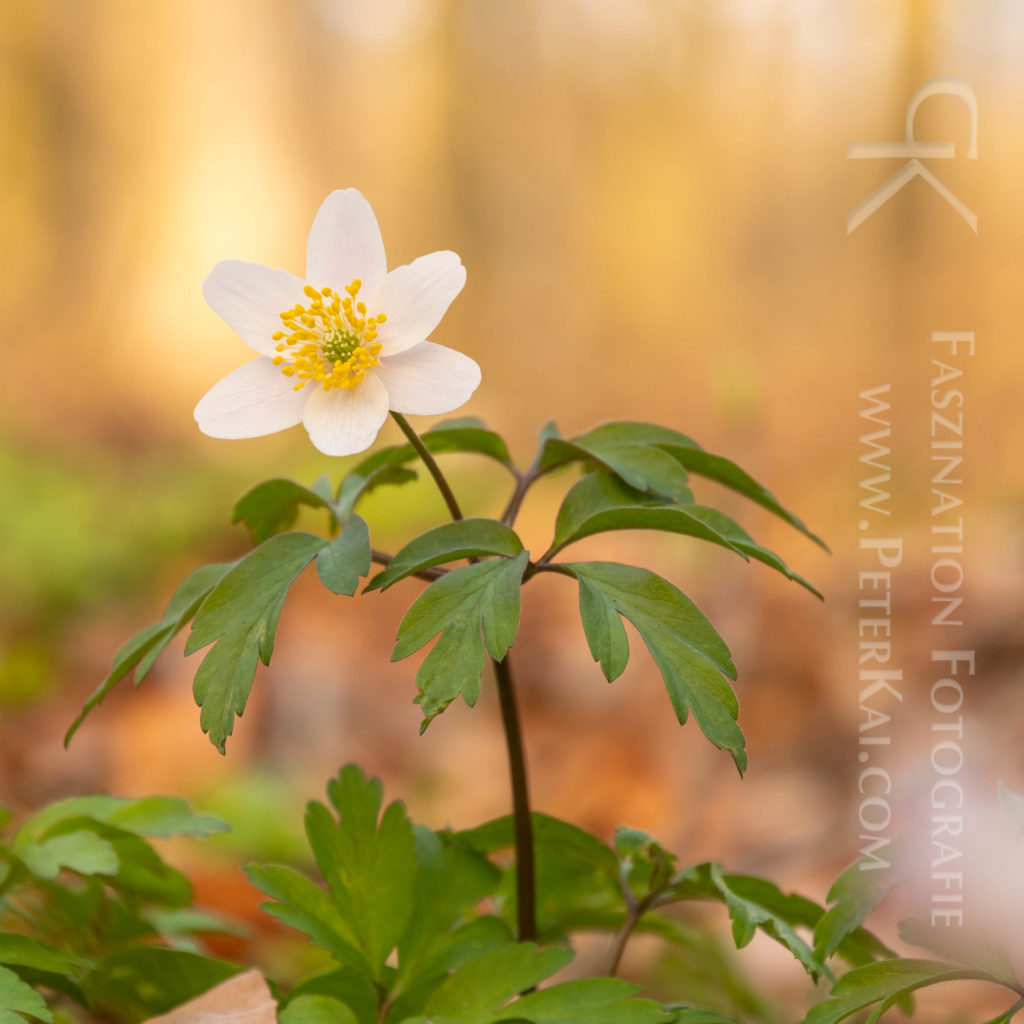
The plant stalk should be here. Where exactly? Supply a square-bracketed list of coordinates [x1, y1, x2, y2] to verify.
[391, 412, 464, 521]
[493, 652, 537, 942]
[392, 413, 537, 942]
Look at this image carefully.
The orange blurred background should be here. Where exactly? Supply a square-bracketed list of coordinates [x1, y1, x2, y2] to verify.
[2, 0, 1024, 1014]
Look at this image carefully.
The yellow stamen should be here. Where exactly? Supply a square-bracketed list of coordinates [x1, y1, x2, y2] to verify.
[272, 279, 385, 392]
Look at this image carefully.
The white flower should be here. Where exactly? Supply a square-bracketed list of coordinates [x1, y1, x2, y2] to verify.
[195, 189, 479, 456]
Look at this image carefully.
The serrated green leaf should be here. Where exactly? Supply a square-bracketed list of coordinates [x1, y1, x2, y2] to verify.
[19, 831, 118, 880]
[186, 532, 327, 752]
[279, 994, 359, 1024]
[244, 863, 367, 974]
[393, 552, 529, 726]
[232, 478, 336, 543]
[814, 858, 899, 965]
[565, 563, 744, 772]
[0, 964, 51, 1023]
[422, 943, 574, 1023]
[659, 445, 827, 550]
[316, 515, 371, 595]
[66, 561, 235, 746]
[368, 520, 524, 592]
[801, 959, 991, 1024]
[83, 948, 240, 1021]
[708, 865, 825, 980]
[302, 766, 417, 982]
[509, 978, 671, 1023]
[397, 827, 505, 991]
[578, 575, 630, 681]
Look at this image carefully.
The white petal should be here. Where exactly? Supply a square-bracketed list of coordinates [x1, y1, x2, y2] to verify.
[302, 373, 390, 456]
[305, 189, 387, 297]
[194, 358, 308, 438]
[202, 261, 308, 356]
[370, 251, 466, 357]
[375, 342, 481, 415]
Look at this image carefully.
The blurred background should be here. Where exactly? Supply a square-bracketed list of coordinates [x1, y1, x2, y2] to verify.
[2, 0, 1024, 1017]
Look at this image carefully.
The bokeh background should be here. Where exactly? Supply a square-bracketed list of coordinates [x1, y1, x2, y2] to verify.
[3, 1, 1024, 1018]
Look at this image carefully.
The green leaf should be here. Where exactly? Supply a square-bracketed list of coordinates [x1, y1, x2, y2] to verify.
[422, 417, 514, 467]
[279, 995, 359, 1024]
[0, 964, 51, 1023]
[458, 814, 619, 879]
[336, 417, 513, 517]
[103, 796, 229, 839]
[670, 1012, 744, 1024]
[577, 575, 630, 681]
[232, 478, 336, 543]
[455, 814, 622, 943]
[303, 765, 418, 982]
[421, 943, 574, 1023]
[539, 427, 693, 503]
[336, 447, 419, 518]
[19, 831, 118, 880]
[680, 506, 821, 598]
[396, 827, 506, 991]
[287, 967, 378, 1024]
[393, 552, 530, 727]
[660, 444, 828, 550]
[615, 828, 677, 898]
[509, 978, 671, 1023]
[550, 474, 818, 597]
[316, 515, 371, 596]
[0, 936, 80, 978]
[244, 864, 367, 974]
[12, 795, 226, 851]
[801, 959, 991, 1024]
[368, 520, 524, 592]
[186, 532, 327, 752]
[565, 563, 744, 772]
[814, 858, 899, 965]
[65, 561, 235, 745]
[707, 865, 826, 980]
[83, 948, 240, 1021]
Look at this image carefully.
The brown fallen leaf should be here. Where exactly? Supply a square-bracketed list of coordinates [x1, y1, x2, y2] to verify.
[141, 969, 277, 1024]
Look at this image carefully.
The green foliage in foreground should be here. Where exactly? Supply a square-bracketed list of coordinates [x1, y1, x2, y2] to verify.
[10, 767, 1020, 1023]
[0, 796, 239, 1022]
[35, 415, 1024, 1022]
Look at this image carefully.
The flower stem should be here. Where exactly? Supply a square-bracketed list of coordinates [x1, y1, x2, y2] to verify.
[492, 652, 537, 942]
[391, 413, 537, 943]
[391, 412, 464, 521]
